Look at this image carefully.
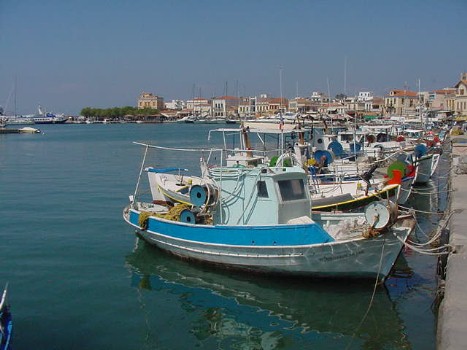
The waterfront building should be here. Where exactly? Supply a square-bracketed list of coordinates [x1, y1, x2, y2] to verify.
[318, 102, 346, 116]
[186, 97, 211, 116]
[427, 89, 456, 111]
[268, 97, 289, 114]
[165, 99, 185, 110]
[357, 91, 373, 102]
[211, 96, 239, 117]
[288, 97, 312, 114]
[255, 96, 271, 117]
[384, 89, 418, 116]
[453, 72, 467, 117]
[137, 92, 164, 110]
[238, 97, 256, 118]
[311, 91, 327, 103]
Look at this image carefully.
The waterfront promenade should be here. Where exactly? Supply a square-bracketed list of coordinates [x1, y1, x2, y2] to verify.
[437, 136, 467, 349]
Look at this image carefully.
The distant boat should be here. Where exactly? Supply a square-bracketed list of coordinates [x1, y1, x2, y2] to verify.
[181, 116, 196, 123]
[1, 79, 34, 126]
[33, 113, 67, 124]
[18, 126, 41, 134]
[3, 116, 35, 125]
[32, 106, 67, 124]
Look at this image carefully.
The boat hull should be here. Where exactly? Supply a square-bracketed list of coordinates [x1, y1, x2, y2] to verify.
[124, 206, 414, 281]
[414, 154, 434, 184]
[396, 175, 415, 204]
[33, 119, 67, 124]
[0, 287, 12, 350]
[311, 184, 399, 211]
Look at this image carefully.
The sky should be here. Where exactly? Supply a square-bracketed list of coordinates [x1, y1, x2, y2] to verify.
[1, 0, 466, 115]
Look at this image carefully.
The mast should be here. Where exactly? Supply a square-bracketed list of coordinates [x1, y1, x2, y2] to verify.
[344, 56, 347, 96]
[418, 78, 423, 128]
[327, 77, 332, 129]
[14, 75, 17, 117]
[279, 67, 283, 113]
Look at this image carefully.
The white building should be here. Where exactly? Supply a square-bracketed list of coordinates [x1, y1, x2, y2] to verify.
[357, 91, 373, 102]
[311, 92, 327, 103]
[211, 96, 239, 116]
[165, 100, 185, 110]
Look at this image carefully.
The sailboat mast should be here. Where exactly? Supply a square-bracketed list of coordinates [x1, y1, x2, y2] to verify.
[418, 78, 423, 127]
[327, 77, 332, 128]
[279, 67, 283, 113]
[14, 76, 17, 117]
[344, 56, 347, 96]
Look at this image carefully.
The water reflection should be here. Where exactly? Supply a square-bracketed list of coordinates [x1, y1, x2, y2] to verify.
[126, 240, 411, 349]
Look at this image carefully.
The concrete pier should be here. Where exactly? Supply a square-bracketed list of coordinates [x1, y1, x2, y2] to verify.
[0, 128, 20, 134]
[437, 135, 467, 349]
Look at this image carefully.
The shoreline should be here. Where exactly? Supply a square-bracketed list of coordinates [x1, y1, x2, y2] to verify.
[437, 135, 467, 349]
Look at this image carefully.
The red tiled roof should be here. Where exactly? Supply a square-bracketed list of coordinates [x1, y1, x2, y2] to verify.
[433, 89, 456, 95]
[269, 97, 288, 104]
[390, 89, 418, 97]
[214, 95, 239, 100]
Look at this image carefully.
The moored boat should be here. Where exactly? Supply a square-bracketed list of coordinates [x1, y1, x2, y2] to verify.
[18, 126, 41, 134]
[0, 285, 12, 350]
[32, 113, 68, 124]
[123, 143, 416, 282]
[411, 143, 441, 184]
[32, 105, 67, 124]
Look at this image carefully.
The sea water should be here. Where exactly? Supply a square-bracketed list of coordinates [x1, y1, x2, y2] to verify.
[0, 123, 446, 349]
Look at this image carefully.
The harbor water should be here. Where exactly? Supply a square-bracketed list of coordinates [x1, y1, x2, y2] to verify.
[0, 123, 448, 349]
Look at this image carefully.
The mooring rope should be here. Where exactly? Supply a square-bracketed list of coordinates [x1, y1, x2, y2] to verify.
[345, 239, 386, 350]
[394, 235, 453, 255]
[398, 204, 443, 216]
[409, 186, 452, 195]
[393, 210, 458, 255]
[412, 219, 441, 242]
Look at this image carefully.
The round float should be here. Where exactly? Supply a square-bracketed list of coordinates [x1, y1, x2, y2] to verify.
[364, 201, 398, 229]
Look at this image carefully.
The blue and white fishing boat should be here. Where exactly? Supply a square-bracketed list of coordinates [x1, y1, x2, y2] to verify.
[123, 143, 416, 282]
[0, 286, 12, 350]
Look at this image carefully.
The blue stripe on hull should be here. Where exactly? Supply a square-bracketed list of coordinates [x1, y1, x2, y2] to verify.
[129, 210, 333, 246]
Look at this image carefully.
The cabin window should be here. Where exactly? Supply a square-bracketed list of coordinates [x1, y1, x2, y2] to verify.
[278, 179, 307, 201]
[257, 181, 269, 198]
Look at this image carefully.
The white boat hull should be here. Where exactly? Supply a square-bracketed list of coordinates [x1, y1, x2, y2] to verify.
[124, 207, 414, 281]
